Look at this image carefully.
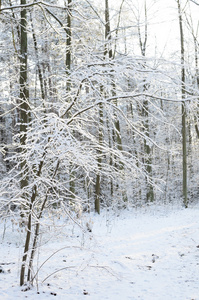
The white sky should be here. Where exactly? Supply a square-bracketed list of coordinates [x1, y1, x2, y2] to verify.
[94, 0, 199, 58]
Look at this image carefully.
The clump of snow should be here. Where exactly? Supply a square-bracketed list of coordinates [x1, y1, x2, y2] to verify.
[0, 205, 199, 299]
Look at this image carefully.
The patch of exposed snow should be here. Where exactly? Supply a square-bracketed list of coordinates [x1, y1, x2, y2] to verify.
[0, 206, 199, 299]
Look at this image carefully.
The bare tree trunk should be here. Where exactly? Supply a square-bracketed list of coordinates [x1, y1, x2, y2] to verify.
[177, 0, 188, 208]
[65, 0, 75, 198]
[104, 0, 112, 58]
[113, 0, 125, 59]
[19, 0, 29, 192]
[95, 98, 103, 214]
[30, 12, 45, 101]
[66, 0, 72, 78]
[20, 156, 45, 286]
[27, 160, 60, 283]
[105, 0, 128, 205]
[137, 1, 154, 202]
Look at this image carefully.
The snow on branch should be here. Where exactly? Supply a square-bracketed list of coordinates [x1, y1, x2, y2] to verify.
[0, 1, 68, 12]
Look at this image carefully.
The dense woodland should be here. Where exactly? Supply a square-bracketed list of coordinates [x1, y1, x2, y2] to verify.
[0, 0, 199, 286]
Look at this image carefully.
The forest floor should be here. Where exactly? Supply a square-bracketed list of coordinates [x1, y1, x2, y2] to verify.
[0, 204, 199, 300]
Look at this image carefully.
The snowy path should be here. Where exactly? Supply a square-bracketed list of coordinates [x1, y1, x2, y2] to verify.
[0, 207, 199, 299]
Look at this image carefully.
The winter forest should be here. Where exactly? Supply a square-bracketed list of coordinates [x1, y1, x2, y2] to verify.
[1, 0, 199, 298]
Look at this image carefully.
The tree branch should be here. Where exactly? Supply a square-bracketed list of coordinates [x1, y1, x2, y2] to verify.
[190, 0, 199, 5]
[0, 1, 68, 12]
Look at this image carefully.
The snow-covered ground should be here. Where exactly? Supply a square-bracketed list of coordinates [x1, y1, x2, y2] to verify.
[0, 205, 199, 300]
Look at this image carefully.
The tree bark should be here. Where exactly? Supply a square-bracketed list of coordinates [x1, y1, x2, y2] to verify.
[95, 100, 103, 214]
[137, 1, 154, 202]
[66, 0, 72, 77]
[19, 0, 30, 218]
[177, 0, 188, 208]
[20, 157, 45, 286]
